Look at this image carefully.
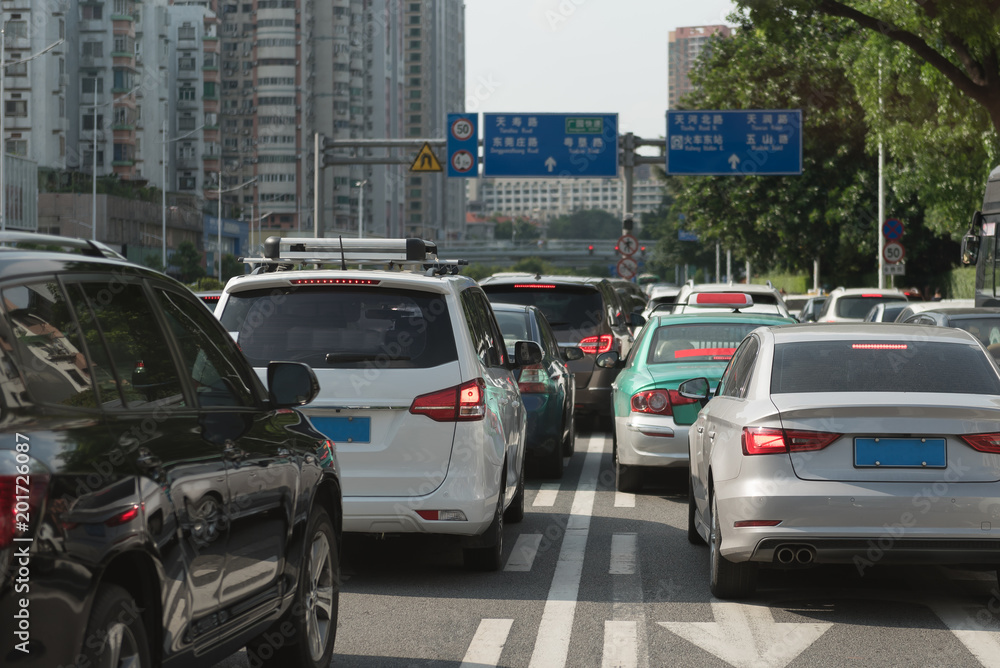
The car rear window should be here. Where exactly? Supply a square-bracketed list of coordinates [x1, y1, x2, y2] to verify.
[482, 285, 604, 333]
[771, 340, 1000, 394]
[647, 323, 763, 364]
[219, 286, 457, 369]
[835, 296, 906, 319]
[952, 318, 1000, 347]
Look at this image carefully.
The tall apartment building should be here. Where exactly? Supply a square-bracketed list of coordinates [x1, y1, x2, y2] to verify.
[403, 0, 465, 241]
[667, 25, 731, 109]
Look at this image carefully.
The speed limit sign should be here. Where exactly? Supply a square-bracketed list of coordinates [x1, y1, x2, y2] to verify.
[883, 241, 905, 264]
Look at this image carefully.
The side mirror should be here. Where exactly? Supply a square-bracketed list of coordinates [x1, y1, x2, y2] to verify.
[513, 340, 543, 367]
[629, 312, 646, 328]
[678, 377, 710, 403]
[267, 361, 320, 408]
[561, 345, 585, 362]
[595, 351, 622, 369]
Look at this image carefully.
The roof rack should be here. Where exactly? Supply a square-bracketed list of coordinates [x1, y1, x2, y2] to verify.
[0, 231, 126, 260]
[241, 236, 468, 275]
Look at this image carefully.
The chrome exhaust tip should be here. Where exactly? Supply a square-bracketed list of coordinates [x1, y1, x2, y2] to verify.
[776, 546, 795, 564]
[795, 547, 815, 564]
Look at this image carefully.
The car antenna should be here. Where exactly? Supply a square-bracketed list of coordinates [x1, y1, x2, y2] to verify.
[338, 235, 347, 271]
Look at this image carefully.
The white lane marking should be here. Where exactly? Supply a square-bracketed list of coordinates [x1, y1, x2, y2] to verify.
[602, 620, 638, 668]
[460, 618, 514, 668]
[527, 433, 606, 668]
[610, 533, 638, 575]
[533, 482, 560, 507]
[929, 600, 1000, 668]
[659, 601, 831, 668]
[504, 533, 542, 572]
[615, 491, 636, 508]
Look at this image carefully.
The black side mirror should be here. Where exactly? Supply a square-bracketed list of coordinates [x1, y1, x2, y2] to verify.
[629, 312, 646, 328]
[513, 340, 543, 367]
[678, 377, 710, 405]
[595, 351, 622, 369]
[267, 361, 320, 408]
[561, 345, 584, 361]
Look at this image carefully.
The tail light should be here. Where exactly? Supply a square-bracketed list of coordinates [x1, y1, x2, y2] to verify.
[630, 389, 700, 416]
[579, 334, 613, 355]
[410, 378, 486, 422]
[0, 471, 50, 550]
[518, 364, 553, 394]
[742, 427, 840, 455]
[961, 433, 1000, 454]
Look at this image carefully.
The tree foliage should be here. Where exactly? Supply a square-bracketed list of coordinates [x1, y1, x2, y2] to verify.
[169, 241, 205, 284]
[546, 209, 622, 239]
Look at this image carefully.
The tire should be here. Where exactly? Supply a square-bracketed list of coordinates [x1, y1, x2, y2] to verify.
[614, 430, 642, 492]
[504, 458, 525, 524]
[81, 584, 152, 668]
[688, 476, 706, 545]
[247, 506, 339, 668]
[708, 492, 757, 599]
[464, 488, 504, 571]
[562, 411, 576, 457]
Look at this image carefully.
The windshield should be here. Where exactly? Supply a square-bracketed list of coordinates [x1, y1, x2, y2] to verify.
[646, 323, 764, 364]
[834, 296, 907, 319]
[482, 285, 604, 335]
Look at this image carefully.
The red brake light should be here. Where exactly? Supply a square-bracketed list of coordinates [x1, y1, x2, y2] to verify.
[630, 389, 699, 415]
[742, 427, 840, 455]
[290, 278, 381, 285]
[961, 433, 1000, 454]
[674, 347, 735, 360]
[518, 364, 551, 394]
[852, 343, 907, 350]
[409, 378, 486, 422]
[587, 245, 594, 250]
[513, 284, 556, 289]
[200, 295, 220, 302]
[105, 504, 141, 527]
[733, 520, 783, 528]
[861, 293, 884, 298]
[579, 334, 614, 354]
[784, 430, 840, 452]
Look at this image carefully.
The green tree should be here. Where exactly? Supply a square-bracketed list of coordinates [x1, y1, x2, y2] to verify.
[494, 218, 541, 242]
[546, 209, 622, 239]
[222, 254, 244, 281]
[169, 241, 206, 284]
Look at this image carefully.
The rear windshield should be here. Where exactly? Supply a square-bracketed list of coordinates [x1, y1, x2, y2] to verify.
[771, 340, 1000, 394]
[834, 296, 906, 319]
[482, 285, 604, 333]
[219, 286, 456, 369]
[953, 318, 1000, 347]
[647, 323, 763, 364]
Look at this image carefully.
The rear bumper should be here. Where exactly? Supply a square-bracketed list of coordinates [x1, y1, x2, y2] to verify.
[715, 477, 1000, 564]
[615, 414, 690, 468]
[522, 393, 563, 459]
[574, 386, 613, 417]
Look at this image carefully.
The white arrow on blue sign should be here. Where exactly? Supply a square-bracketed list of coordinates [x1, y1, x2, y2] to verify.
[482, 113, 618, 178]
[666, 109, 803, 175]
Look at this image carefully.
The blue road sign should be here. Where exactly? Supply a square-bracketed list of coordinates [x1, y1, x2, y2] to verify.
[678, 230, 700, 241]
[447, 113, 478, 178]
[483, 113, 618, 178]
[666, 110, 802, 175]
[882, 218, 904, 240]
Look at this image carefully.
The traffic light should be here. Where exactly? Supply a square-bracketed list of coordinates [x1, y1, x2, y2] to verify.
[622, 214, 634, 233]
[588, 245, 594, 255]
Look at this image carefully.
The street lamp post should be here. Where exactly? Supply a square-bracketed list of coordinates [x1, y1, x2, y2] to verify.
[216, 173, 258, 280]
[0, 29, 62, 231]
[90, 83, 141, 242]
[353, 178, 368, 238]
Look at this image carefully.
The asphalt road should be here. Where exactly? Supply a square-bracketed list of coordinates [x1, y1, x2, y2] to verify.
[215, 430, 1000, 667]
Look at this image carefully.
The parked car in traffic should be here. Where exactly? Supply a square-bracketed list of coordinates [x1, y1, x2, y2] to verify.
[815, 287, 908, 322]
[0, 232, 342, 668]
[671, 282, 792, 318]
[598, 293, 793, 492]
[642, 283, 682, 319]
[493, 303, 583, 478]
[899, 306, 1000, 359]
[796, 295, 828, 322]
[193, 289, 223, 308]
[216, 237, 541, 571]
[610, 278, 649, 315]
[480, 274, 643, 429]
[893, 299, 974, 322]
[863, 301, 909, 322]
[685, 322, 1000, 598]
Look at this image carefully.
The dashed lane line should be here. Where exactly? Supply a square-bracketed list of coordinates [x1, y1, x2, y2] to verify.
[459, 618, 514, 668]
[602, 620, 638, 668]
[532, 482, 560, 507]
[504, 533, 542, 572]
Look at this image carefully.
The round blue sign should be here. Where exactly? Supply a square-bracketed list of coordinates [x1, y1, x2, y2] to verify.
[883, 218, 904, 240]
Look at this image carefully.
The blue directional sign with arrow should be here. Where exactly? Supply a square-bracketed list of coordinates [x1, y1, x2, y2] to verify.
[665, 110, 802, 175]
[482, 113, 618, 178]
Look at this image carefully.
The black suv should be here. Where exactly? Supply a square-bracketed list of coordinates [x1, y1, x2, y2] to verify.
[0, 234, 342, 668]
[480, 275, 643, 427]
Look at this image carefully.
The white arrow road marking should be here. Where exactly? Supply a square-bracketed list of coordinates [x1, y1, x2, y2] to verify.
[728, 154, 741, 169]
[504, 533, 542, 572]
[659, 601, 831, 668]
[527, 433, 605, 668]
[533, 482, 560, 507]
[545, 156, 557, 172]
[602, 621, 638, 668]
[460, 618, 513, 667]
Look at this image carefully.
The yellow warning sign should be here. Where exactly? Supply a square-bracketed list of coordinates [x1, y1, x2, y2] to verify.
[410, 142, 443, 172]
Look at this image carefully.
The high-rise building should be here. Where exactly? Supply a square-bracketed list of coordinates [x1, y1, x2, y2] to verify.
[667, 25, 731, 109]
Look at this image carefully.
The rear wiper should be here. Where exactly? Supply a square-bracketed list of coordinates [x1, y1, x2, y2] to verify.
[324, 352, 411, 363]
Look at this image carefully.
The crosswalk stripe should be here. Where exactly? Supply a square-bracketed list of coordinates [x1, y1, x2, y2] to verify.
[460, 618, 514, 668]
[527, 433, 605, 668]
[602, 620, 638, 668]
[504, 533, 542, 571]
[609, 533, 637, 575]
[532, 482, 560, 507]
[614, 491, 636, 508]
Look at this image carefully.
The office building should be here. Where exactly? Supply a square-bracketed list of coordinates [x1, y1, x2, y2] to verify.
[667, 25, 731, 109]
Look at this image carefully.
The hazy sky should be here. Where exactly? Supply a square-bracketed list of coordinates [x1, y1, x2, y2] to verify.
[464, 0, 738, 141]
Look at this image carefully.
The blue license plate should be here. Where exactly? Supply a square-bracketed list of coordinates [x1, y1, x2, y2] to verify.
[854, 437, 947, 468]
[310, 417, 371, 444]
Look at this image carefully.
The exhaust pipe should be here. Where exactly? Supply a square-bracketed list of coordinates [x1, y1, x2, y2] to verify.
[776, 547, 795, 564]
[795, 547, 815, 564]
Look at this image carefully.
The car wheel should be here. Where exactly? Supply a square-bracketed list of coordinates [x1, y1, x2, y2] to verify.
[247, 506, 339, 667]
[614, 429, 642, 492]
[708, 492, 757, 599]
[81, 583, 151, 668]
[504, 458, 525, 523]
[688, 476, 706, 545]
[464, 488, 504, 572]
[562, 411, 576, 457]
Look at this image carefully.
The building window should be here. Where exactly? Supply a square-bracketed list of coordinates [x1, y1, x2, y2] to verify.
[178, 24, 195, 40]
[113, 143, 132, 162]
[179, 85, 195, 100]
[178, 116, 196, 131]
[409, 28, 421, 37]
[5, 140, 26, 156]
[179, 176, 196, 190]
[6, 57, 25, 77]
[409, 40, 420, 49]
[409, 114, 421, 124]
[5, 100, 26, 117]
[81, 4, 104, 20]
[5, 21, 27, 38]
[82, 42, 103, 58]
[410, 65, 421, 74]
[203, 82, 217, 98]
[178, 56, 195, 70]
[112, 69, 133, 90]
[113, 35, 134, 54]
[82, 113, 104, 130]
[82, 76, 104, 94]
[409, 90, 421, 99]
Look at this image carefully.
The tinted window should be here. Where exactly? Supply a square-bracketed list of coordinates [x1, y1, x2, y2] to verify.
[718, 336, 759, 398]
[835, 296, 906, 319]
[771, 340, 1000, 394]
[220, 286, 457, 369]
[482, 285, 604, 336]
[495, 310, 531, 351]
[952, 317, 1000, 347]
[460, 289, 504, 368]
[647, 323, 761, 365]
[535, 310, 561, 359]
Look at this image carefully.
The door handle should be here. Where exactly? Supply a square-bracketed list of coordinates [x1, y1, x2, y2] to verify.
[708, 431, 716, 440]
[696, 426, 704, 434]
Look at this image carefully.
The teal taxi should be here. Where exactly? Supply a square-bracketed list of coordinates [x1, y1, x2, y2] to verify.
[596, 292, 795, 492]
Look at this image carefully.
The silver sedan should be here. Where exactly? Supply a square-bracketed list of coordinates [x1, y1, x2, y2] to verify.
[684, 323, 1000, 598]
